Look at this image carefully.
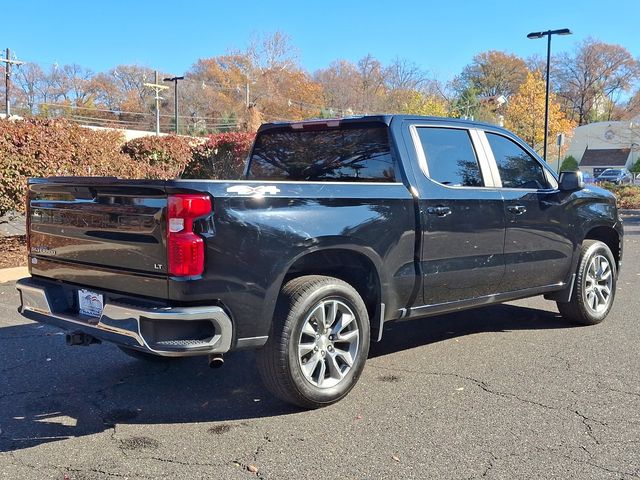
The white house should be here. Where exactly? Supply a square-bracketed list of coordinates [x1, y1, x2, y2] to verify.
[565, 119, 640, 176]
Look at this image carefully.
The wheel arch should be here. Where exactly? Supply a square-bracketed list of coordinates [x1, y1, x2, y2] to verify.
[584, 225, 621, 271]
[278, 248, 384, 341]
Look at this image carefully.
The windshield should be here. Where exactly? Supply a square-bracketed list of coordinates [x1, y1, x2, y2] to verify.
[600, 169, 622, 176]
[247, 123, 396, 182]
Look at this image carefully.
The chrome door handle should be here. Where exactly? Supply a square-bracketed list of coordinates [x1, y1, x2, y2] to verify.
[507, 205, 527, 215]
[427, 206, 452, 217]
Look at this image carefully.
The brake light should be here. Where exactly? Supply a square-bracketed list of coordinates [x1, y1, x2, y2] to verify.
[167, 194, 211, 276]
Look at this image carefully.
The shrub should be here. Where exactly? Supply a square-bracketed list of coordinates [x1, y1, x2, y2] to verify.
[121, 135, 196, 179]
[559, 155, 578, 171]
[0, 118, 140, 215]
[184, 132, 255, 180]
[599, 183, 640, 209]
[0, 118, 256, 217]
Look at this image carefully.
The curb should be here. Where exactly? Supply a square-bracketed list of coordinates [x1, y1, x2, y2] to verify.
[0, 266, 29, 284]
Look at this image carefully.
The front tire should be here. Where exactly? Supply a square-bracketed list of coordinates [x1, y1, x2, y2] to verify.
[256, 275, 370, 409]
[557, 240, 617, 325]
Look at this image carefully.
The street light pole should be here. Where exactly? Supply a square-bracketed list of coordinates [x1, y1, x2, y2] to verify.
[163, 76, 184, 134]
[527, 28, 572, 162]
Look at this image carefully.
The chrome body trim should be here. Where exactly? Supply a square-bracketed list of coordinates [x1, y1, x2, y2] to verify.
[16, 278, 233, 357]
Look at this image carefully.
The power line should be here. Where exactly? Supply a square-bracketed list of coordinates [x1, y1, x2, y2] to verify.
[39, 103, 241, 121]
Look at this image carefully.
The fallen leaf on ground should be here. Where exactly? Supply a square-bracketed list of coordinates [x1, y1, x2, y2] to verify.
[392, 455, 400, 462]
[355, 415, 363, 420]
[247, 464, 259, 473]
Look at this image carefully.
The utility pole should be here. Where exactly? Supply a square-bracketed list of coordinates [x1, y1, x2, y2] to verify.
[1, 48, 25, 117]
[163, 75, 184, 134]
[144, 71, 168, 135]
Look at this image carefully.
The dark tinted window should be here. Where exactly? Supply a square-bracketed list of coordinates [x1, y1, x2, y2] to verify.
[486, 133, 549, 189]
[248, 124, 395, 181]
[416, 127, 484, 187]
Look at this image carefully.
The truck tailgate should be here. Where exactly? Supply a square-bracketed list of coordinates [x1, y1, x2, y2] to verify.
[27, 178, 169, 297]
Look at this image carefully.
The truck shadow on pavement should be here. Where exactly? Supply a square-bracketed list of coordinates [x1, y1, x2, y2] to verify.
[0, 303, 571, 453]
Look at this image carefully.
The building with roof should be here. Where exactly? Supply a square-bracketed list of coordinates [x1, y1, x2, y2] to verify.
[565, 119, 640, 176]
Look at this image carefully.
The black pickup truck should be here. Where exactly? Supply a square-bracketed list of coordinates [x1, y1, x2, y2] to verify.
[16, 115, 623, 408]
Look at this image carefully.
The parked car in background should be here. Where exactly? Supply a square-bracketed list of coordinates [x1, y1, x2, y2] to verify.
[595, 168, 633, 185]
[581, 171, 595, 184]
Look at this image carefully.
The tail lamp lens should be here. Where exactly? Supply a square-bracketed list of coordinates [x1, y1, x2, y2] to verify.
[167, 194, 211, 276]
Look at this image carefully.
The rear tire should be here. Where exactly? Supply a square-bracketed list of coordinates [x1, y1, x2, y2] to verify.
[256, 275, 370, 409]
[556, 240, 617, 325]
[118, 346, 178, 363]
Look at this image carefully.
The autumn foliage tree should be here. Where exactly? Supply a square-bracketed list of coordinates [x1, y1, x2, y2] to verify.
[504, 72, 575, 156]
[458, 50, 530, 99]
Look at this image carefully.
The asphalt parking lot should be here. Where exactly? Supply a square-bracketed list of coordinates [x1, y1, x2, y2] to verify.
[1, 215, 639, 479]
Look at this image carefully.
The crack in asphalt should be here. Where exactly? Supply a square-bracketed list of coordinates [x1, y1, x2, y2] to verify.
[561, 453, 640, 478]
[370, 364, 557, 410]
[573, 410, 606, 445]
[253, 433, 272, 461]
[369, 364, 613, 450]
[143, 455, 222, 470]
[229, 434, 272, 479]
[605, 386, 640, 399]
[467, 444, 639, 480]
[8, 451, 147, 478]
[479, 451, 498, 478]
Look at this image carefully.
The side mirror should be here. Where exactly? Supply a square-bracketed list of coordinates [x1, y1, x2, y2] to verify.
[559, 171, 584, 191]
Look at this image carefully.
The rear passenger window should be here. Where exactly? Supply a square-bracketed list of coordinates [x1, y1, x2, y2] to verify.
[486, 133, 550, 189]
[416, 127, 484, 187]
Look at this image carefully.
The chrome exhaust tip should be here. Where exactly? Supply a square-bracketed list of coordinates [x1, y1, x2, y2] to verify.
[208, 353, 224, 369]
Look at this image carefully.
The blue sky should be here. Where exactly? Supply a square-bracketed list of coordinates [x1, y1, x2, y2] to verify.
[4, 0, 640, 82]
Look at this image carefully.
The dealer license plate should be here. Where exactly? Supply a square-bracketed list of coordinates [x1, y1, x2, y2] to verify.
[78, 289, 104, 318]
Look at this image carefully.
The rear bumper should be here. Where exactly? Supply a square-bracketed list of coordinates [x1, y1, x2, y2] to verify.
[16, 277, 233, 357]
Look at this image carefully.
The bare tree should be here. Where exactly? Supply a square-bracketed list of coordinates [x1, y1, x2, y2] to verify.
[356, 54, 386, 112]
[14, 63, 46, 114]
[554, 38, 640, 124]
[47, 64, 95, 105]
[243, 31, 299, 75]
[384, 57, 427, 91]
[314, 60, 361, 113]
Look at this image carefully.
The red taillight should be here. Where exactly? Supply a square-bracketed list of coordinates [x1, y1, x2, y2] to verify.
[167, 194, 211, 276]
